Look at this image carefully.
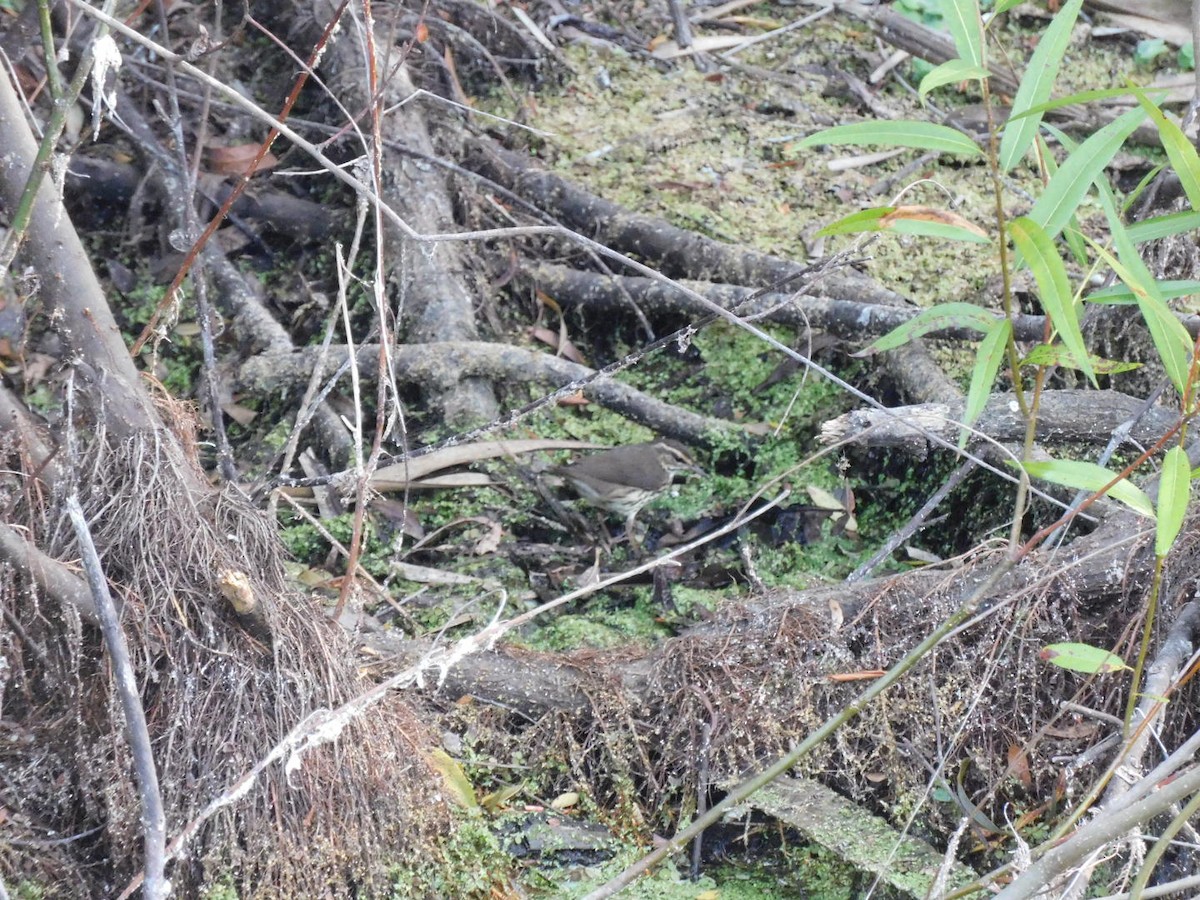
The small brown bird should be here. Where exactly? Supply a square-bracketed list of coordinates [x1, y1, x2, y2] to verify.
[550, 440, 702, 543]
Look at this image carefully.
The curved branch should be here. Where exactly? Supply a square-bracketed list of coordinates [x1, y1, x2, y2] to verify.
[236, 341, 744, 443]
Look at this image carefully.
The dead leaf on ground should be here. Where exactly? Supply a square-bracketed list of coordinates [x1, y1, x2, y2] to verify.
[528, 325, 586, 364]
[205, 143, 278, 176]
[370, 438, 605, 489]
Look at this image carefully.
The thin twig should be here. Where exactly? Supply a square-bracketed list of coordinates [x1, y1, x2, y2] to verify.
[846, 458, 976, 582]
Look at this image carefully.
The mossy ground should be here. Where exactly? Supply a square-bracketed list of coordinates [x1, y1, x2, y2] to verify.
[51, 0, 1179, 894]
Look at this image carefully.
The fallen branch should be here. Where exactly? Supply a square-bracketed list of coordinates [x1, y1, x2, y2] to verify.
[235, 340, 746, 444]
[66, 493, 167, 899]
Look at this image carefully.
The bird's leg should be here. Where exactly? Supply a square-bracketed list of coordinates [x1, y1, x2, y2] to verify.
[624, 510, 653, 552]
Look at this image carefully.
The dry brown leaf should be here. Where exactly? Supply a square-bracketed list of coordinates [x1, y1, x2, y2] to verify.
[370, 438, 605, 488]
[528, 325, 586, 364]
[205, 143, 278, 176]
[220, 400, 258, 426]
[1043, 721, 1100, 740]
[651, 34, 747, 58]
[472, 518, 503, 555]
[827, 670, 885, 682]
[1006, 744, 1033, 790]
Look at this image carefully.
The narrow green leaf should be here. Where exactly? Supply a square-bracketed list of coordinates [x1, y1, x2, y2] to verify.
[960, 319, 1010, 448]
[1062, 224, 1089, 268]
[993, 0, 1024, 14]
[853, 303, 998, 356]
[943, 0, 984, 67]
[1023, 459, 1155, 518]
[1091, 244, 1191, 395]
[998, 0, 1083, 172]
[919, 60, 990, 102]
[1019, 343, 1141, 375]
[1040, 642, 1130, 674]
[1127, 210, 1200, 244]
[1026, 105, 1147, 240]
[1156, 445, 1191, 556]
[428, 748, 480, 809]
[888, 218, 992, 243]
[815, 207, 893, 237]
[1037, 133, 1089, 266]
[1123, 163, 1168, 215]
[819, 206, 991, 242]
[1091, 184, 1194, 397]
[797, 121, 984, 156]
[1006, 88, 1147, 123]
[952, 781, 1003, 833]
[1087, 278, 1200, 304]
[1133, 87, 1200, 213]
[1010, 216, 1095, 385]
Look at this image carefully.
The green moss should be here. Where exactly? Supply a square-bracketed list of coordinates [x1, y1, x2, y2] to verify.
[388, 812, 513, 899]
[277, 511, 395, 578]
[200, 877, 240, 900]
[516, 839, 906, 898]
[519, 589, 671, 651]
[120, 282, 203, 396]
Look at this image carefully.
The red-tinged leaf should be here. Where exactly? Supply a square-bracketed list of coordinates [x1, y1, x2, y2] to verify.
[827, 670, 886, 682]
[1040, 642, 1130, 674]
[880, 205, 987, 236]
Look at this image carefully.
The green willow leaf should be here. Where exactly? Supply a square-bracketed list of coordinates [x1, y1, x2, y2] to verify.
[943, 0, 984, 67]
[852, 303, 998, 356]
[1133, 87, 1200, 213]
[1127, 211, 1200, 244]
[1091, 184, 1194, 397]
[1123, 163, 1168, 215]
[815, 207, 892, 237]
[1007, 89, 1138, 122]
[1023, 459, 1154, 519]
[1010, 216, 1095, 385]
[1019, 344, 1140, 375]
[1040, 642, 1129, 674]
[1156, 445, 1191, 556]
[1037, 132, 1089, 265]
[1087, 279, 1200, 305]
[887, 218, 992, 243]
[998, 0, 1083, 172]
[1026, 105, 1147, 240]
[961, 319, 1010, 448]
[919, 60, 990, 102]
[797, 121, 984, 156]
